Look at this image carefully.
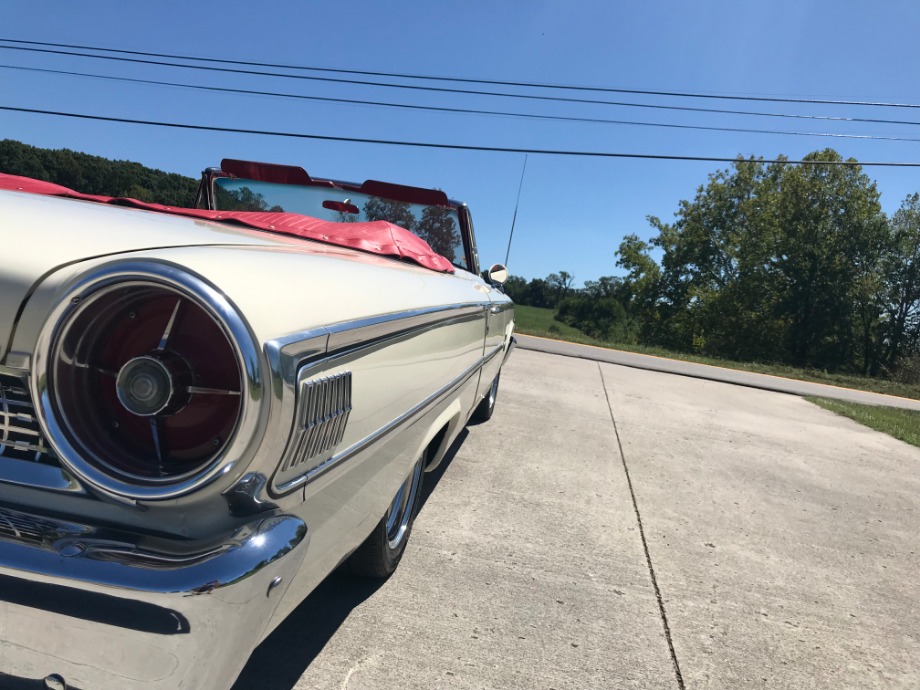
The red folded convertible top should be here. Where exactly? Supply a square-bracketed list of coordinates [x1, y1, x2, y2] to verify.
[0, 173, 455, 273]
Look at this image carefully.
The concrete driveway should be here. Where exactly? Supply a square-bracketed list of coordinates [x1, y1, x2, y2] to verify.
[234, 348, 920, 690]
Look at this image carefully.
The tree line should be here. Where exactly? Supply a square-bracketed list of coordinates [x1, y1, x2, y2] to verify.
[507, 149, 920, 378]
[0, 139, 198, 206]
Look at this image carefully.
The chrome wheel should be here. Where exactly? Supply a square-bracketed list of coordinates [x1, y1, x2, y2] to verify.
[385, 457, 424, 549]
[485, 376, 498, 411]
[348, 452, 426, 578]
[472, 373, 500, 422]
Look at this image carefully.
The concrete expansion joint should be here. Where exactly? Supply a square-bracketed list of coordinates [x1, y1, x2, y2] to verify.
[598, 363, 687, 690]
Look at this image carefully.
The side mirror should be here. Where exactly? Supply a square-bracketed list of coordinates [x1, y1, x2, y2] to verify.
[485, 263, 508, 286]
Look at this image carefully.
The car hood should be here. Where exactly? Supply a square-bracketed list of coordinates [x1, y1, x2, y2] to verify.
[1, 190, 486, 363]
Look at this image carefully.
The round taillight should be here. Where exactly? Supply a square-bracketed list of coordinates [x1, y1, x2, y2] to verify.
[36, 263, 261, 499]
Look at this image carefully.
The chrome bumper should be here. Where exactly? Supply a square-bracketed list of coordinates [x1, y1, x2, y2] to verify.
[0, 507, 308, 690]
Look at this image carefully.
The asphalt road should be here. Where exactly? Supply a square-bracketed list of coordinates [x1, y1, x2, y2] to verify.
[234, 348, 920, 690]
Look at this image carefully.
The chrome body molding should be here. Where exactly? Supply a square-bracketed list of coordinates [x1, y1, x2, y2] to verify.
[489, 301, 514, 315]
[264, 302, 489, 381]
[266, 303, 491, 494]
[0, 505, 308, 689]
[274, 344, 502, 494]
[30, 260, 267, 501]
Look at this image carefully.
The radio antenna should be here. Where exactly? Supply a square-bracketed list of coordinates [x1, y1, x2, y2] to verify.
[504, 154, 528, 267]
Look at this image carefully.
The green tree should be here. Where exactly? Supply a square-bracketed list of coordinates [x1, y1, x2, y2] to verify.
[556, 295, 634, 341]
[766, 150, 887, 369]
[415, 205, 460, 262]
[0, 139, 198, 206]
[633, 150, 888, 371]
[363, 196, 417, 233]
[546, 271, 576, 305]
[615, 233, 662, 340]
[881, 193, 920, 369]
[502, 275, 529, 304]
[214, 185, 277, 212]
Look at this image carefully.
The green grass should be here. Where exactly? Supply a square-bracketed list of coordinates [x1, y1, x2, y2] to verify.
[514, 305, 920, 401]
[807, 397, 920, 449]
[513, 305, 587, 340]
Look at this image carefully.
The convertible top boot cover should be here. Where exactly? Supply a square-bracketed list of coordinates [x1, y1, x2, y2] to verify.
[0, 173, 455, 273]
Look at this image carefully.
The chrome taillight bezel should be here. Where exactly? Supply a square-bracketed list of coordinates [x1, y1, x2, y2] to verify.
[32, 260, 264, 501]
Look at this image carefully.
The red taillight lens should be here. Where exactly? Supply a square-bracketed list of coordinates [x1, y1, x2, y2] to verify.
[51, 283, 243, 482]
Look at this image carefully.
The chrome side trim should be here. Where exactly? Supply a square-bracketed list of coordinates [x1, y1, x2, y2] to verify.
[326, 303, 487, 352]
[265, 302, 489, 380]
[274, 345, 502, 494]
[261, 302, 489, 493]
[31, 260, 266, 501]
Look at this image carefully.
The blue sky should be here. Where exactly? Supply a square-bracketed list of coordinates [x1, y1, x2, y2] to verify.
[3, 1, 920, 285]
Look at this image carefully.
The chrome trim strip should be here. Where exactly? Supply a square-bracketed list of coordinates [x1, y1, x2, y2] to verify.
[264, 302, 489, 381]
[325, 303, 487, 352]
[262, 301, 490, 494]
[31, 260, 267, 501]
[274, 345, 502, 493]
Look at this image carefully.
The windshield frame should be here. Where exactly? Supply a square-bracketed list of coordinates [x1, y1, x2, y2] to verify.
[197, 165, 478, 275]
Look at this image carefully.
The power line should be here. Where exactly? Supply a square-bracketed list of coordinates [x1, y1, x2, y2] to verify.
[7, 63, 920, 133]
[4, 43, 920, 120]
[1, 36, 918, 110]
[5, 64, 918, 143]
[2, 104, 918, 166]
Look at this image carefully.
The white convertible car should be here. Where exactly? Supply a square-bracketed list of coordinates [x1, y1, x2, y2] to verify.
[0, 159, 514, 690]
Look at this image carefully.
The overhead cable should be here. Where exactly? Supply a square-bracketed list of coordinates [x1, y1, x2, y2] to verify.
[4, 65, 917, 143]
[1, 36, 918, 110]
[6, 63, 920, 133]
[2, 104, 918, 166]
[3, 44, 920, 118]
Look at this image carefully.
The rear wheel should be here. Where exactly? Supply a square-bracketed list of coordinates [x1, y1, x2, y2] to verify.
[472, 373, 500, 423]
[347, 454, 425, 578]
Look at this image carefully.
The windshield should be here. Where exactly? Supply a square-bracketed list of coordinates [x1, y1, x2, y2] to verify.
[213, 177, 467, 269]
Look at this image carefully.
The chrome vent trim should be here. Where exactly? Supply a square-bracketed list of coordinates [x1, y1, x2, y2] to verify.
[0, 372, 56, 465]
[280, 372, 352, 473]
